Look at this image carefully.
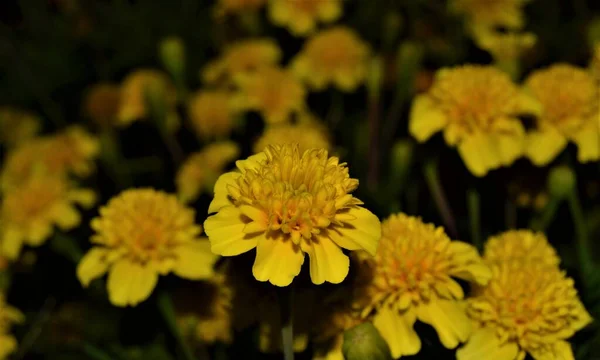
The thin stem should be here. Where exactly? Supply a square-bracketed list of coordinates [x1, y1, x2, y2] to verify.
[567, 190, 593, 280]
[82, 343, 116, 360]
[14, 297, 57, 360]
[325, 90, 344, 130]
[157, 292, 196, 360]
[423, 160, 458, 238]
[467, 188, 482, 251]
[504, 200, 517, 230]
[279, 286, 294, 360]
[529, 196, 560, 232]
[367, 93, 381, 191]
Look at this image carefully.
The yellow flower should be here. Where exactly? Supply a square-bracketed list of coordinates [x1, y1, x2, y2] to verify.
[232, 67, 306, 125]
[202, 39, 281, 85]
[253, 113, 331, 153]
[268, 0, 342, 37]
[484, 230, 560, 267]
[77, 189, 217, 307]
[472, 28, 536, 63]
[0, 107, 40, 147]
[0, 294, 23, 360]
[204, 144, 381, 286]
[176, 141, 240, 203]
[292, 27, 370, 91]
[0, 173, 96, 260]
[458, 263, 592, 360]
[450, 0, 529, 30]
[214, 0, 266, 17]
[362, 213, 491, 359]
[409, 65, 539, 177]
[187, 90, 237, 140]
[83, 83, 122, 128]
[524, 64, 600, 165]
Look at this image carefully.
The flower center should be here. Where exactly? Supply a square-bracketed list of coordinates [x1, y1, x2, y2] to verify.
[3, 180, 64, 225]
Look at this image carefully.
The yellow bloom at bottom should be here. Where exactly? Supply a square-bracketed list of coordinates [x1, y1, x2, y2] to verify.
[77, 189, 217, 307]
[0, 294, 23, 360]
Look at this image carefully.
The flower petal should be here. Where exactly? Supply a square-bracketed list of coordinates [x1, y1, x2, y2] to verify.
[304, 235, 349, 285]
[458, 133, 502, 177]
[204, 206, 259, 256]
[107, 259, 158, 307]
[54, 204, 82, 230]
[77, 247, 111, 287]
[456, 327, 520, 360]
[1, 228, 24, 260]
[409, 95, 448, 142]
[172, 239, 218, 280]
[571, 121, 600, 163]
[208, 172, 241, 214]
[373, 306, 420, 358]
[526, 128, 568, 166]
[252, 234, 304, 287]
[328, 206, 381, 256]
[415, 299, 472, 349]
[236, 152, 267, 173]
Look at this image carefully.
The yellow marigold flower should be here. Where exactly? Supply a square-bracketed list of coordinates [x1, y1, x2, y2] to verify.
[268, 0, 342, 37]
[202, 39, 281, 85]
[362, 213, 491, 359]
[232, 67, 306, 125]
[524, 64, 600, 165]
[409, 65, 539, 177]
[450, 0, 529, 30]
[176, 141, 240, 203]
[292, 27, 370, 91]
[83, 83, 121, 128]
[187, 90, 237, 140]
[0, 173, 96, 260]
[76, 189, 217, 307]
[214, 0, 266, 17]
[458, 263, 592, 360]
[204, 144, 381, 286]
[484, 230, 560, 267]
[0, 294, 23, 359]
[0, 107, 41, 147]
[253, 113, 331, 153]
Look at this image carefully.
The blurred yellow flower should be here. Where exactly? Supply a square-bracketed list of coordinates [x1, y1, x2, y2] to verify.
[176, 141, 240, 203]
[0, 173, 96, 260]
[0, 107, 41, 147]
[362, 213, 491, 359]
[0, 294, 23, 360]
[524, 64, 600, 165]
[232, 67, 306, 125]
[484, 230, 560, 267]
[202, 39, 281, 85]
[253, 113, 331, 153]
[204, 144, 381, 286]
[472, 28, 536, 63]
[77, 189, 217, 307]
[268, 0, 342, 36]
[83, 83, 121, 128]
[214, 0, 266, 17]
[450, 0, 529, 30]
[458, 263, 592, 360]
[292, 27, 370, 91]
[187, 90, 237, 140]
[409, 65, 539, 176]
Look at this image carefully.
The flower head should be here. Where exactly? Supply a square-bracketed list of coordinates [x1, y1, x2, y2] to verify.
[176, 141, 240, 203]
[83, 83, 121, 128]
[76, 189, 217, 307]
[484, 230, 560, 267]
[268, 0, 342, 37]
[204, 144, 381, 286]
[214, 0, 266, 17]
[253, 113, 331, 153]
[524, 64, 600, 165]
[450, 0, 529, 30]
[0, 107, 41, 147]
[187, 90, 237, 140]
[458, 263, 592, 360]
[0, 294, 23, 359]
[409, 65, 539, 176]
[362, 213, 491, 358]
[292, 27, 370, 91]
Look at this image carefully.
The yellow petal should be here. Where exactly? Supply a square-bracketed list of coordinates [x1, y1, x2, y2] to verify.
[415, 299, 472, 349]
[204, 206, 259, 256]
[526, 128, 568, 166]
[318, 1, 341, 21]
[0, 335, 17, 359]
[493, 131, 525, 166]
[1, 228, 24, 260]
[55, 204, 82, 230]
[236, 152, 267, 173]
[107, 259, 158, 307]
[456, 327, 520, 360]
[304, 234, 349, 285]
[328, 206, 381, 256]
[26, 223, 53, 246]
[458, 133, 502, 177]
[571, 121, 600, 163]
[172, 240, 218, 280]
[409, 95, 448, 142]
[373, 306, 420, 358]
[252, 234, 304, 286]
[77, 247, 112, 287]
[208, 172, 241, 214]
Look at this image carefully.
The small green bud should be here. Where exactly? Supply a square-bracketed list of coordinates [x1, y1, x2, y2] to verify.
[388, 139, 414, 193]
[548, 165, 576, 199]
[342, 322, 393, 360]
[159, 36, 185, 78]
[383, 12, 403, 50]
[395, 42, 424, 97]
[367, 56, 384, 102]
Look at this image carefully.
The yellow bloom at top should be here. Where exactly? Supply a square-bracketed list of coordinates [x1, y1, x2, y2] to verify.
[472, 28, 536, 63]
[0, 107, 41, 147]
[176, 141, 240, 203]
[214, 0, 266, 17]
[0, 294, 23, 360]
[0, 173, 96, 260]
[484, 230, 560, 267]
[409, 65, 539, 177]
[83, 83, 121, 128]
[458, 263, 592, 360]
[292, 27, 370, 92]
[202, 39, 281, 85]
[253, 113, 331, 153]
[187, 90, 237, 140]
[232, 67, 306, 125]
[524, 64, 600, 165]
[204, 144, 381, 286]
[268, 0, 342, 37]
[77, 188, 218, 307]
[450, 0, 529, 30]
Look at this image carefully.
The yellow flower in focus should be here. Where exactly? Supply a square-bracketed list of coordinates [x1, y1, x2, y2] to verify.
[253, 113, 331, 153]
[362, 213, 491, 359]
[202, 39, 281, 85]
[268, 0, 342, 37]
[0, 173, 96, 260]
[484, 230, 560, 267]
[176, 141, 240, 203]
[187, 90, 237, 140]
[214, 0, 266, 17]
[292, 27, 370, 91]
[77, 189, 217, 307]
[524, 64, 600, 165]
[232, 67, 306, 125]
[204, 144, 381, 286]
[83, 83, 121, 128]
[409, 65, 539, 176]
[0, 107, 41, 147]
[450, 0, 529, 30]
[0, 294, 23, 359]
[458, 263, 592, 360]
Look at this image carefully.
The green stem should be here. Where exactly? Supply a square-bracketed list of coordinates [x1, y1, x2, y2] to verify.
[467, 188, 481, 251]
[49, 233, 83, 263]
[279, 286, 294, 360]
[157, 292, 196, 360]
[423, 160, 458, 238]
[567, 190, 593, 280]
[529, 196, 560, 232]
[82, 343, 116, 360]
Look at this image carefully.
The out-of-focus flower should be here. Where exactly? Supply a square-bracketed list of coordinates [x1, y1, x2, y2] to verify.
[472, 28, 536, 63]
[0, 173, 96, 260]
[458, 263, 592, 360]
[187, 90, 237, 140]
[214, 0, 266, 17]
[83, 83, 121, 128]
[253, 113, 331, 153]
[409, 65, 539, 177]
[0, 294, 23, 359]
[176, 141, 240, 203]
[267, 0, 342, 37]
[202, 39, 281, 85]
[204, 144, 381, 286]
[524, 64, 600, 165]
[362, 213, 491, 359]
[0, 107, 41, 147]
[232, 67, 306, 125]
[450, 0, 529, 30]
[76, 189, 217, 307]
[483, 230, 560, 267]
[292, 27, 370, 91]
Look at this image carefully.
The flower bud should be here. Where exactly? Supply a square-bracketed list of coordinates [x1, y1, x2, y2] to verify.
[367, 56, 384, 102]
[159, 36, 185, 79]
[548, 165, 576, 199]
[342, 322, 392, 360]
